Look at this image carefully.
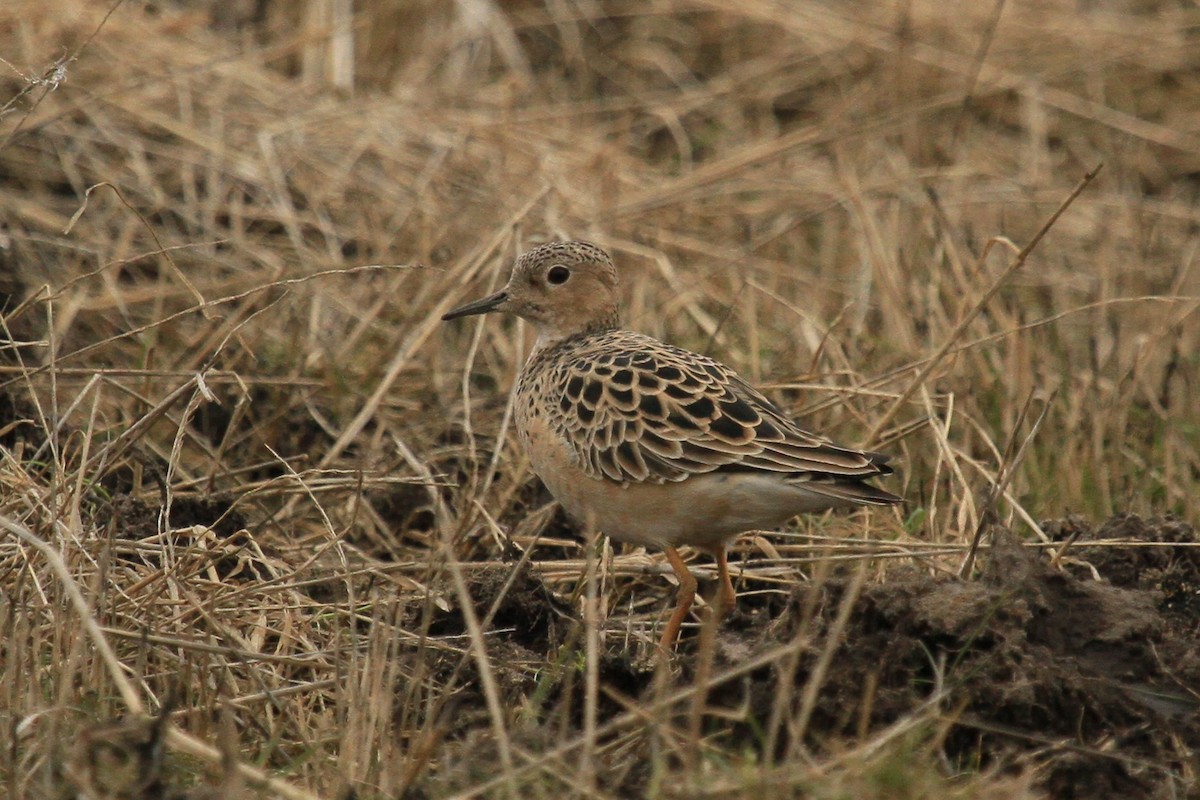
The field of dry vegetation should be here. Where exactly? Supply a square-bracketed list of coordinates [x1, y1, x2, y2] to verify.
[2, 0, 1199, 797]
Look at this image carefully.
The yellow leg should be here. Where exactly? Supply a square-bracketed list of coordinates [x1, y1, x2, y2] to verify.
[704, 544, 736, 619]
[659, 547, 697, 652]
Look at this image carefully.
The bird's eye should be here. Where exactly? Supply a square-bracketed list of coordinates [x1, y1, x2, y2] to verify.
[547, 265, 571, 285]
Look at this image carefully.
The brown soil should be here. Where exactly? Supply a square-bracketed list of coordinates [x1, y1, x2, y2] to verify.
[758, 520, 1200, 799]
[428, 514, 1200, 798]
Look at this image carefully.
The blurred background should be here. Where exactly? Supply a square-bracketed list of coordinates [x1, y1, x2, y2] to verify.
[3, 0, 1196, 530]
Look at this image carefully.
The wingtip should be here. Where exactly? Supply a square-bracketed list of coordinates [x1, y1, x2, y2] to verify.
[817, 480, 903, 507]
[863, 449, 897, 477]
[865, 484, 904, 505]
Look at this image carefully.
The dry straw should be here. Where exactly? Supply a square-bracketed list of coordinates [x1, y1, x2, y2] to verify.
[1, 0, 1197, 797]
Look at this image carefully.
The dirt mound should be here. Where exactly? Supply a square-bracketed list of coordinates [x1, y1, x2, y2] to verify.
[681, 517, 1200, 799]
[420, 515, 1198, 798]
[1047, 513, 1200, 622]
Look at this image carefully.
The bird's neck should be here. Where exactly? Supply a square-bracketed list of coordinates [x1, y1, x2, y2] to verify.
[530, 310, 619, 356]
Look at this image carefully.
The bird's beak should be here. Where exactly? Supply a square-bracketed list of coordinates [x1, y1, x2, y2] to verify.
[442, 290, 509, 321]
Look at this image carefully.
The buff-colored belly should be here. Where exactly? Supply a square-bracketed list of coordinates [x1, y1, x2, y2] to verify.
[522, 415, 844, 550]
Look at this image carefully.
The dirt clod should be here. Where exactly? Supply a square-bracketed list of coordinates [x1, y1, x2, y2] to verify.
[732, 519, 1200, 799]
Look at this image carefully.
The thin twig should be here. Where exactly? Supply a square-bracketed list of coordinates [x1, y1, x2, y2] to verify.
[867, 164, 1102, 444]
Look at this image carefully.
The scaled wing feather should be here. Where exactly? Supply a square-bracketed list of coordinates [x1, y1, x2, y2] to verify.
[541, 331, 888, 486]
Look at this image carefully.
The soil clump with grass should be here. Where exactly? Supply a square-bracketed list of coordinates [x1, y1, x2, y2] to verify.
[409, 512, 1199, 799]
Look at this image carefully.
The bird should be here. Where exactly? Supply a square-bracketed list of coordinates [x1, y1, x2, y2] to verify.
[443, 241, 900, 651]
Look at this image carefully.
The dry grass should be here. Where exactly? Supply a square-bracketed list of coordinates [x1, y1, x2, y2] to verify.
[1, 0, 1198, 797]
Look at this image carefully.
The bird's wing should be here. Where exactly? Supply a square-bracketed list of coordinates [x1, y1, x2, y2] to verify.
[544, 331, 892, 487]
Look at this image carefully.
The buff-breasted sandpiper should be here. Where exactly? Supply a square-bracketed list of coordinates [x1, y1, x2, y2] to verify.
[443, 241, 900, 651]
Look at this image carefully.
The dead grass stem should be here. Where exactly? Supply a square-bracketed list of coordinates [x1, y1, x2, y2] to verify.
[2, 0, 1197, 797]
